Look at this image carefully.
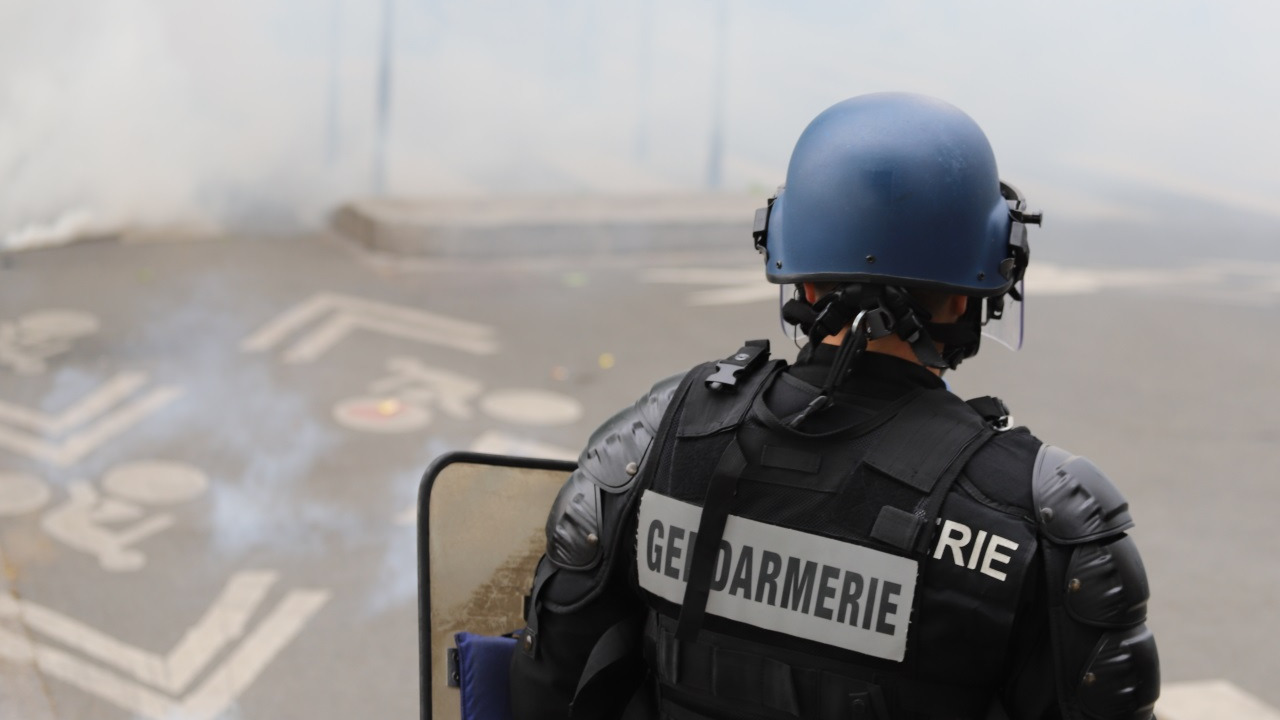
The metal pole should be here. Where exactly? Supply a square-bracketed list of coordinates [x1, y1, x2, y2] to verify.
[706, 0, 727, 190]
[373, 0, 395, 195]
[326, 0, 342, 166]
[635, 0, 654, 163]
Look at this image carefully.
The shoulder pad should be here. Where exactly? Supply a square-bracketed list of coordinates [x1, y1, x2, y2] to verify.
[545, 471, 600, 570]
[580, 373, 683, 492]
[545, 373, 684, 572]
[1033, 444, 1134, 544]
[1065, 536, 1150, 629]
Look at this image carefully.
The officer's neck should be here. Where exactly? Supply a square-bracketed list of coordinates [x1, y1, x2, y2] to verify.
[820, 331, 945, 377]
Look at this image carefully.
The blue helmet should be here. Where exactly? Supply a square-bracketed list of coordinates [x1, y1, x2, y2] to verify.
[753, 93, 1036, 297]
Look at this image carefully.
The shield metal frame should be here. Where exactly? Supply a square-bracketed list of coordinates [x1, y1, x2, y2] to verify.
[417, 451, 576, 720]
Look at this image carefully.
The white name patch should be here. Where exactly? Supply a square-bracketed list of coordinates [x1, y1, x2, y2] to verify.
[636, 490, 918, 662]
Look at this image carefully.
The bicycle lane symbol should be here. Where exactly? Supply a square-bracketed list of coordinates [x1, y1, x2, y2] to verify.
[0, 461, 207, 571]
[332, 356, 583, 434]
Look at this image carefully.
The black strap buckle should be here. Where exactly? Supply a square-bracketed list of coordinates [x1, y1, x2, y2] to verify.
[705, 340, 770, 391]
[446, 647, 461, 687]
[966, 396, 1013, 431]
[752, 191, 778, 253]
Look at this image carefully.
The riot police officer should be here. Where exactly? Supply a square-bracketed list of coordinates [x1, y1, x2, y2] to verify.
[510, 92, 1159, 720]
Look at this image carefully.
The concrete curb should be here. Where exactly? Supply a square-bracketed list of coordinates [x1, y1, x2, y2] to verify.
[331, 194, 763, 256]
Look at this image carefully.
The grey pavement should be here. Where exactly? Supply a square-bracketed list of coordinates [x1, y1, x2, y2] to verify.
[0, 228, 1278, 719]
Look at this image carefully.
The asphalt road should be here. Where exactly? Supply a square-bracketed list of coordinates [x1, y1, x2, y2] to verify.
[1, 232, 1278, 719]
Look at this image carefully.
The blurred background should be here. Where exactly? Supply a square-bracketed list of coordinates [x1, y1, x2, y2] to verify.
[2, 2, 1279, 720]
[4, 0, 1279, 256]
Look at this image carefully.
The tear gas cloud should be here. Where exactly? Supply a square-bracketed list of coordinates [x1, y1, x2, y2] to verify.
[3, 0, 1278, 250]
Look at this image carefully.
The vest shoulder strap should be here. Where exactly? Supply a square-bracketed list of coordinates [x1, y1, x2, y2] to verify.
[862, 389, 986, 494]
[863, 389, 998, 555]
[676, 341, 787, 438]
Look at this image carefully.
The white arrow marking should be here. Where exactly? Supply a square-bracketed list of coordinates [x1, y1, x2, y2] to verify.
[0, 631, 177, 718]
[0, 573, 329, 720]
[164, 572, 283, 692]
[278, 312, 360, 363]
[0, 384, 183, 467]
[8, 570, 277, 692]
[241, 292, 498, 361]
[279, 309, 498, 361]
[0, 372, 148, 433]
[177, 590, 329, 719]
[238, 294, 335, 353]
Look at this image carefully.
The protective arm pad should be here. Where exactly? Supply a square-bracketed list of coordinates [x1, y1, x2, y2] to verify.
[1033, 445, 1134, 544]
[1033, 445, 1159, 720]
[544, 373, 684, 575]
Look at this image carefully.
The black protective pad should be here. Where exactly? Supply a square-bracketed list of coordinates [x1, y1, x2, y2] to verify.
[1032, 445, 1135, 544]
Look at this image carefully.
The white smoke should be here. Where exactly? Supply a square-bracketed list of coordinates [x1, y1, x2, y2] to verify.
[3, 0, 1279, 250]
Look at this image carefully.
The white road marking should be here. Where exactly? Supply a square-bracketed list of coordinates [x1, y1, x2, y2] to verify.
[1162, 680, 1280, 720]
[162, 571, 279, 692]
[333, 395, 433, 433]
[333, 357, 480, 433]
[339, 358, 582, 433]
[1025, 263, 1223, 296]
[0, 624, 36, 663]
[41, 482, 173, 571]
[0, 379, 183, 467]
[0, 575, 57, 720]
[0, 309, 100, 375]
[0, 571, 329, 720]
[376, 356, 484, 418]
[686, 284, 779, 306]
[178, 589, 329, 720]
[0, 634, 177, 718]
[642, 268, 764, 285]
[479, 389, 584, 427]
[0, 471, 51, 516]
[468, 430, 578, 461]
[1, 461, 208, 569]
[241, 292, 498, 362]
[641, 268, 772, 306]
[643, 261, 1280, 306]
[101, 460, 209, 505]
[11, 571, 275, 692]
[52, 386, 184, 463]
[0, 372, 148, 434]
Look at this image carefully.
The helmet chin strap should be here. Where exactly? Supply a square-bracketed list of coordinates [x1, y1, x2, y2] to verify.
[924, 300, 984, 368]
[781, 283, 984, 428]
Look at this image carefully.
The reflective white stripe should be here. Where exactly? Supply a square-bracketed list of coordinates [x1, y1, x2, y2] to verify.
[637, 490, 917, 662]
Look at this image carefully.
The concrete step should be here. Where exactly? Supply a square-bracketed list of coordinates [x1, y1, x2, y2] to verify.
[331, 194, 763, 256]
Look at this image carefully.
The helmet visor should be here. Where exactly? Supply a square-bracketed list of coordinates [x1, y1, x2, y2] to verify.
[982, 281, 1024, 351]
[779, 284, 804, 342]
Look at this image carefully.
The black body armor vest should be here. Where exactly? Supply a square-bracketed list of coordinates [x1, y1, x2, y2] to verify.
[633, 356, 1039, 720]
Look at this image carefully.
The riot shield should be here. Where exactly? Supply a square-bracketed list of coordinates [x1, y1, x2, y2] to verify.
[418, 452, 576, 720]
